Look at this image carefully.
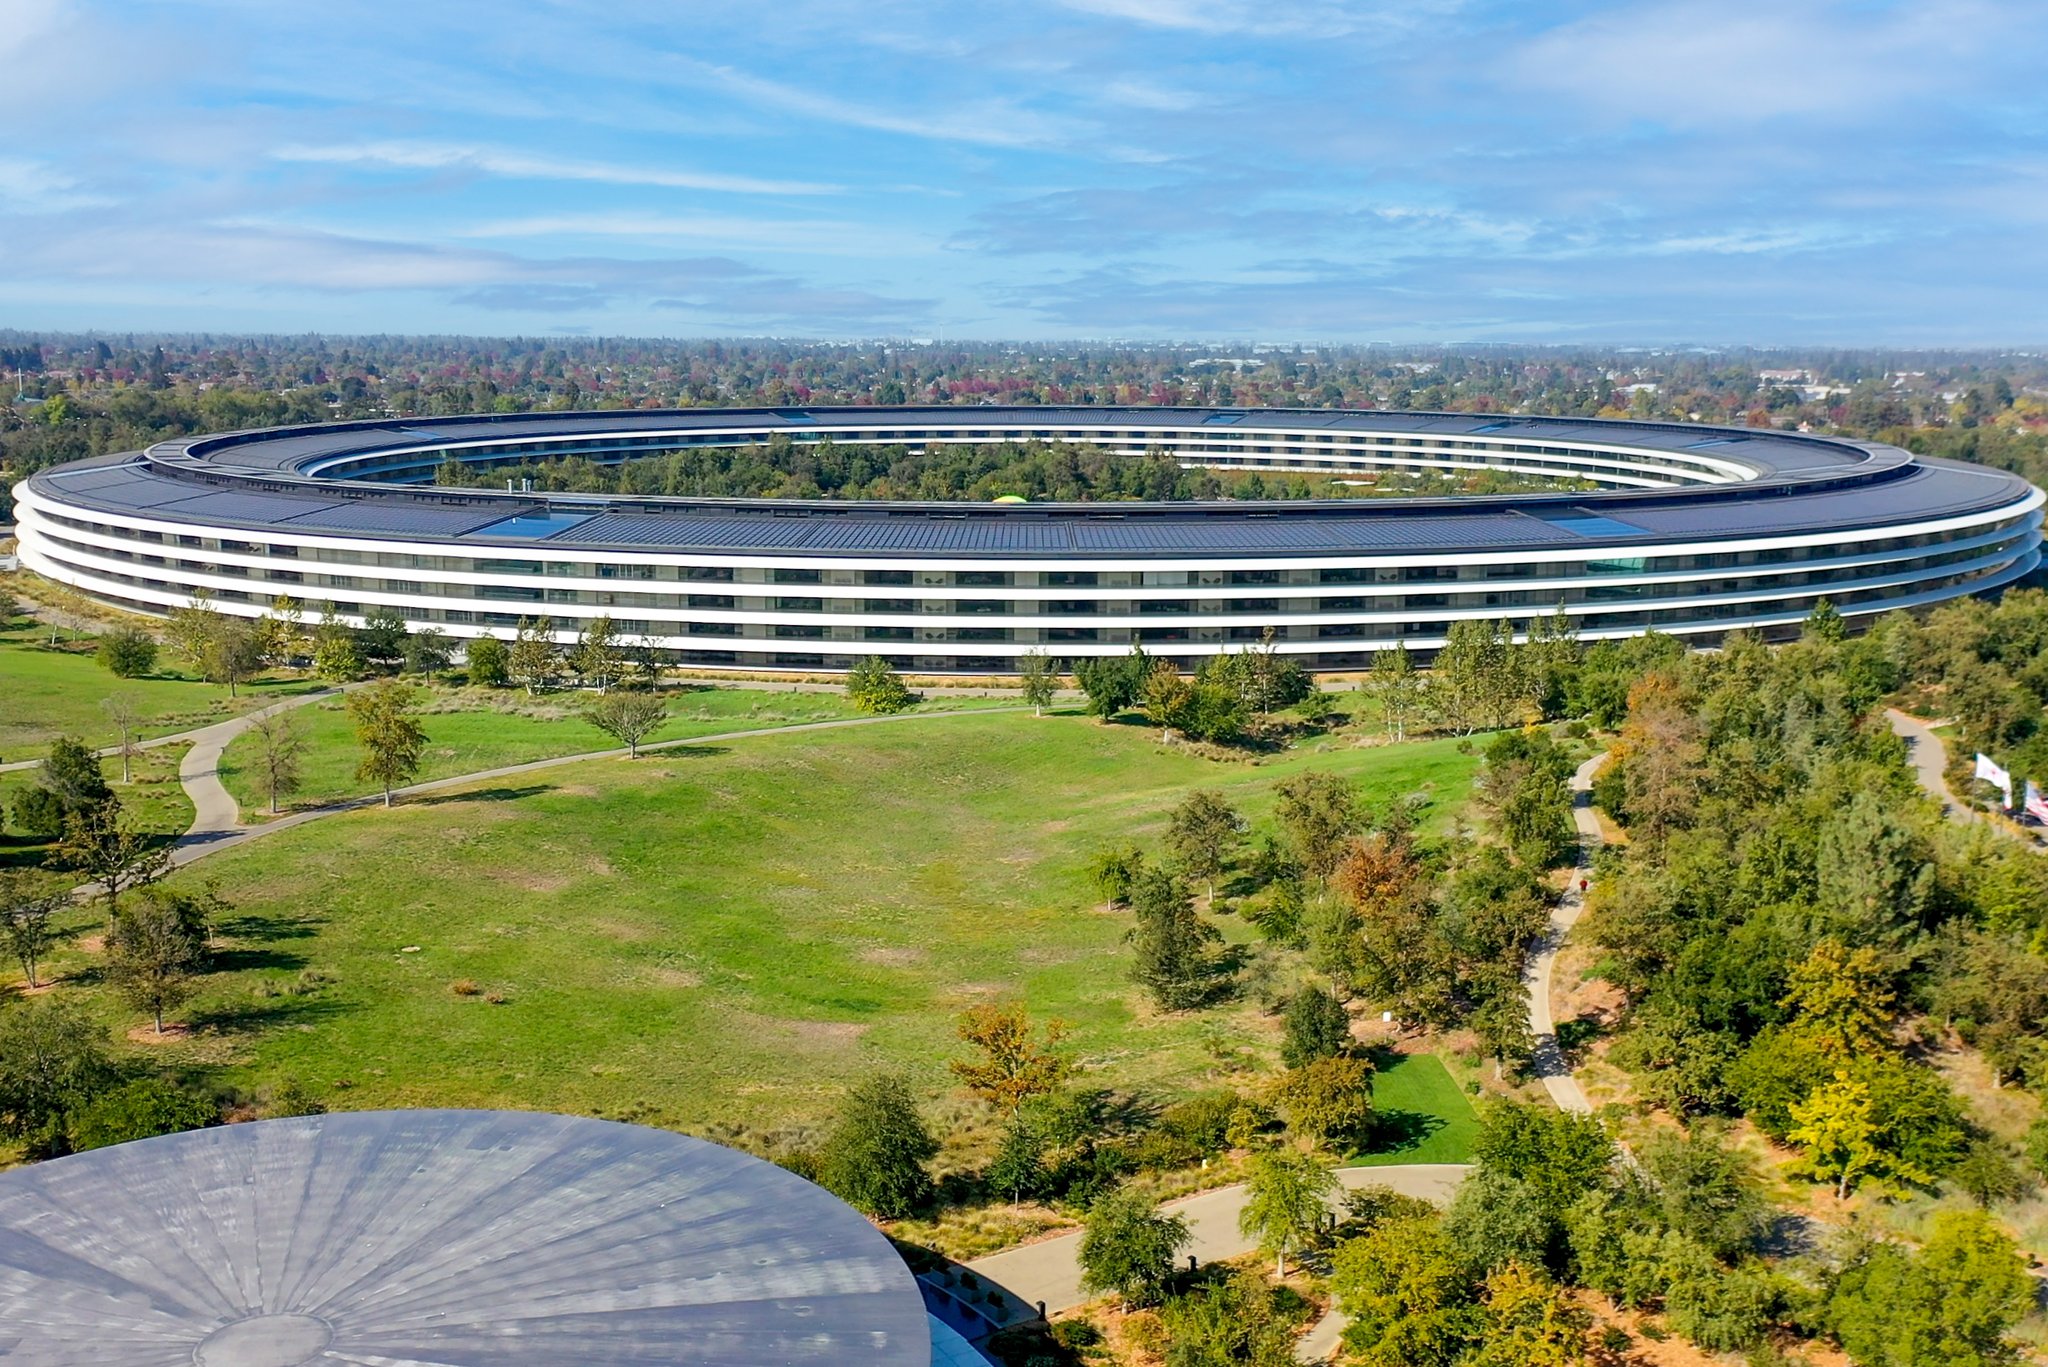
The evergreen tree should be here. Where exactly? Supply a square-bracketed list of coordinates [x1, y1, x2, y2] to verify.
[818, 1074, 938, 1219]
[1127, 868, 1218, 1010]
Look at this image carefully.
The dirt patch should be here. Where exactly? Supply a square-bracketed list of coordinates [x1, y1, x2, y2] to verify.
[644, 967, 702, 989]
[77, 935, 104, 954]
[504, 870, 573, 894]
[592, 920, 653, 942]
[126, 1022, 193, 1044]
[585, 855, 617, 877]
[556, 783, 602, 798]
[859, 946, 927, 967]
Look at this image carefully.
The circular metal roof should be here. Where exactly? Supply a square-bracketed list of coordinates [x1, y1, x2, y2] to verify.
[0, 1109, 932, 1366]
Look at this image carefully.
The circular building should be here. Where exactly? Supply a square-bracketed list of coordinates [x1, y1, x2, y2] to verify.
[12, 406, 2042, 673]
[0, 1109, 932, 1366]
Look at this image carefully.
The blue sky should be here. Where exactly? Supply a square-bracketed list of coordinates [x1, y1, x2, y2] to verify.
[2, 0, 2044, 342]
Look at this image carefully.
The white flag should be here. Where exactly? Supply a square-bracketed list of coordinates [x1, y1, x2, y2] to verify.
[2027, 781, 2048, 825]
[1975, 753, 2015, 809]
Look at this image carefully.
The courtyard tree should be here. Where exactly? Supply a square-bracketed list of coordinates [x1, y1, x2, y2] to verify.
[1165, 789, 1242, 900]
[1078, 1184, 1189, 1308]
[260, 592, 306, 668]
[347, 678, 428, 807]
[1140, 659, 1193, 740]
[244, 708, 306, 813]
[355, 606, 410, 672]
[401, 626, 452, 677]
[1018, 648, 1059, 716]
[949, 1002, 1071, 1114]
[311, 609, 365, 682]
[95, 626, 158, 679]
[818, 1073, 938, 1219]
[585, 691, 669, 757]
[1074, 644, 1149, 719]
[1239, 1146, 1338, 1277]
[846, 655, 914, 714]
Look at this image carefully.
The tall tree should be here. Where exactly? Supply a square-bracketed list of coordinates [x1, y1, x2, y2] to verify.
[1140, 659, 1194, 740]
[346, 679, 427, 807]
[244, 708, 306, 814]
[465, 634, 511, 687]
[1127, 867, 1219, 1010]
[818, 1074, 938, 1219]
[0, 1001, 115, 1149]
[1165, 790, 1243, 900]
[572, 614, 623, 691]
[261, 593, 305, 668]
[508, 617, 562, 695]
[107, 886, 213, 1036]
[1363, 642, 1423, 741]
[1273, 770, 1357, 879]
[1239, 1146, 1338, 1276]
[1281, 985, 1353, 1068]
[950, 1002, 1071, 1114]
[1018, 648, 1059, 716]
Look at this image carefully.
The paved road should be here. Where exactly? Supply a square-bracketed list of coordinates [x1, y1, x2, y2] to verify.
[1887, 708, 2046, 849]
[964, 1163, 1469, 1321]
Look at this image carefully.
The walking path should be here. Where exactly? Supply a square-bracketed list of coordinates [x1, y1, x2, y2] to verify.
[1523, 751, 1608, 1115]
[965, 1163, 1469, 1321]
[0, 688, 338, 775]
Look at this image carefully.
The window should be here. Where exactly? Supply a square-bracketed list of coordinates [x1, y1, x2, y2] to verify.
[863, 569, 913, 586]
[957, 600, 1010, 615]
[1045, 571, 1099, 587]
[1228, 569, 1280, 585]
[776, 597, 824, 612]
[773, 567, 823, 584]
[956, 571, 1011, 587]
[685, 566, 735, 583]
[774, 624, 826, 639]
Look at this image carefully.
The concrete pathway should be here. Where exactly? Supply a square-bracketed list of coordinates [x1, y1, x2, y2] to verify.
[965, 1163, 1469, 1322]
[1887, 707, 2047, 849]
[0, 689, 338, 775]
[1522, 751, 1608, 1116]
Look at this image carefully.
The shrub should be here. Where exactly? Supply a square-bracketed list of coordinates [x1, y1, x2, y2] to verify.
[845, 656, 914, 715]
[450, 978, 481, 997]
[465, 634, 511, 687]
[68, 1077, 216, 1151]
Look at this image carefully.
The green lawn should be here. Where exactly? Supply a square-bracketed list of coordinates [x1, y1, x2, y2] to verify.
[0, 620, 324, 763]
[20, 712, 1481, 1137]
[0, 742, 196, 879]
[1349, 1051, 1483, 1166]
[218, 685, 1016, 815]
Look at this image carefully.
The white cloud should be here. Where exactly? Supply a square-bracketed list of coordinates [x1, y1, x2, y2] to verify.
[0, 158, 112, 212]
[681, 63, 1087, 151]
[1051, 0, 1438, 37]
[270, 142, 839, 196]
[456, 211, 931, 256]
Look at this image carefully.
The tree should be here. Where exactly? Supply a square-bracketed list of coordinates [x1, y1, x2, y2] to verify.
[401, 626, 452, 677]
[1434, 618, 1528, 734]
[1086, 844, 1146, 909]
[260, 593, 305, 668]
[1158, 1267, 1301, 1367]
[68, 1077, 218, 1152]
[1470, 1102, 1615, 1220]
[163, 592, 220, 674]
[1019, 648, 1059, 716]
[1472, 1261, 1592, 1367]
[55, 800, 171, 920]
[1165, 790, 1242, 900]
[346, 678, 427, 807]
[0, 871, 66, 988]
[1281, 984, 1353, 1068]
[95, 626, 158, 678]
[1273, 770, 1357, 879]
[1128, 867, 1220, 1010]
[1444, 1167, 1552, 1276]
[1239, 1146, 1338, 1276]
[0, 586, 17, 625]
[1788, 1070, 1914, 1199]
[950, 1002, 1071, 1114]
[244, 708, 305, 814]
[1331, 1214, 1476, 1365]
[572, 614, 623, 691]
[1074, 644, 1149, 719]
[311, 610, 364, 682]
[13, 734, 114, 836]
[1273, 1055, 1376, 1144]
[465, 634, 511, 687]
[1078, 1184, 1189, 1308]
[1804, 597, 1846, 643]
[106, 885, 215, 1036]
[197, 614, 264, 696]
[817, 1074, 938, 1219]
[1828, 1210, 2033, 1367]
[986, 1111, 1050, 1205]
[1781, 939, 1896, 1061]
[1363, 642, 1424, 741]
[585, 691, 669, 757]
[509, 616, 562, 694]
[1141, 660, 1194, 740]
[0, 1001, 115, 1150]
[355, 606, 410, 671]
[846, 655, 914, 714]
[101, 693, 144, 784]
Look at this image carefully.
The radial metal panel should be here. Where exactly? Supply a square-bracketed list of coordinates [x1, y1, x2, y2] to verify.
[0, 1109, 932, 1367]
